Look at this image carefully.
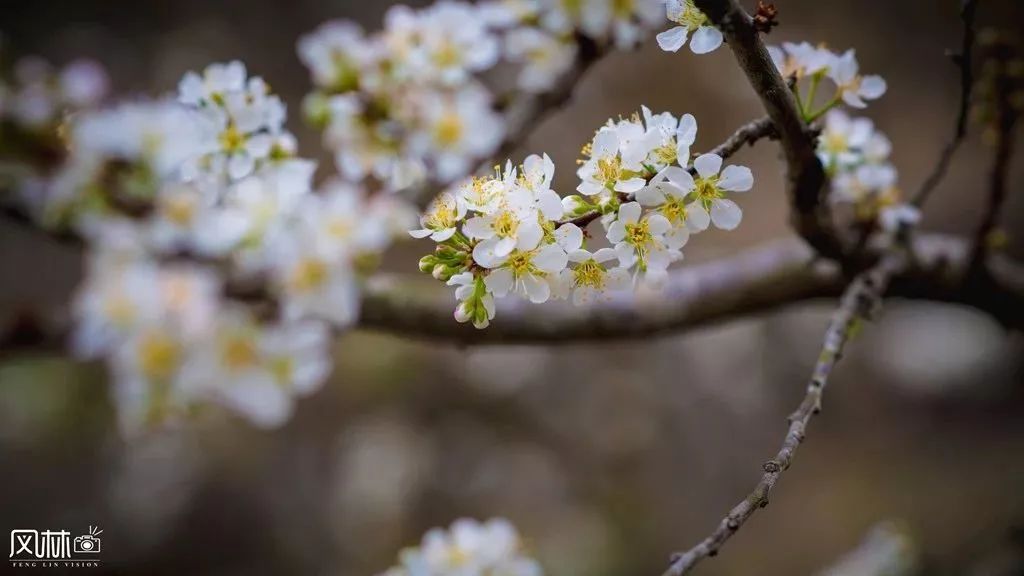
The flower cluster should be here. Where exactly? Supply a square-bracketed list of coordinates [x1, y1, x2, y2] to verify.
[178, 61, 294, 184]
[412, 107, 755, 327]
[378, 518, 542, 576]
[298, 0, 667, 190]
[818, 110, 918, 233]
[3, 59, 413, 434]
[0, 55, 109, 214]
[767, 42, 888, 120]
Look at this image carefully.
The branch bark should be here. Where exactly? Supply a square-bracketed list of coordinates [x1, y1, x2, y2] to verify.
[661, 250, 907, 576]
[358, 233, 1024, 345]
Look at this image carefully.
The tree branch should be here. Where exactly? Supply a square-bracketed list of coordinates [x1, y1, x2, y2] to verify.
[661, 250, 907, 576]
[969, 47, 1018, 269]
[911, 0, 979, 207]
[358, 233, 1024, 345]
[693, 0, 840, 259]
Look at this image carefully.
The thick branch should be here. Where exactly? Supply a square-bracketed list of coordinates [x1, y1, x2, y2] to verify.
[911, 0, 979, 207]
[693, 0, 839, 259]
[661, 251, 906, 576]
[358, 233, 1024, 344]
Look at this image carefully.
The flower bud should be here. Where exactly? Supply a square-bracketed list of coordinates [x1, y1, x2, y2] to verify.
[561, 194, 593, 216]
[432, 263, 453, 281]
[454, 302, 472, 323]
[419, 255, 439, 274]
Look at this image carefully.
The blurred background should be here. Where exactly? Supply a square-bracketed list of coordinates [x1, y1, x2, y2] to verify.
[2, 0, 1024, 574]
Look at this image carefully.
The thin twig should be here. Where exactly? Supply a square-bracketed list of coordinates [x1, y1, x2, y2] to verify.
[911, 0, 979, 207]
[661, 251, 907, 576]
[968, 50, 1018, 269]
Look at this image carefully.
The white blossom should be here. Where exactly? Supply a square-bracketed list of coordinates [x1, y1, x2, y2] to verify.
[411, 84, 505, 182]
[827, 49, 887, 109]
[379, 518, 542, 576]
[553, 246, 631, 305]
[656, 0, 723, 54]
[577, 128, 648, 196]
[682, 153, 753, 230]
[411, 192, 467, 242]
[505, 27, 577, 93]
[606, 201, 678, 286]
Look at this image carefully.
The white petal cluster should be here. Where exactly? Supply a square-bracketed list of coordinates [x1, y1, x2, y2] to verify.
[178, 61, 293, 184]
[11, 59, 415, 435]
[298, 0, 670, 190]
[536, 0, 664, 48]
[412, 107, 756, 326]
[767, 42, 887, 117]
[0, 56, 108, 129]
[656, 0, 723, 55]
[818, 110, 918, 233]
[378, 518, 542, 576]
[0, 55, 109, 215]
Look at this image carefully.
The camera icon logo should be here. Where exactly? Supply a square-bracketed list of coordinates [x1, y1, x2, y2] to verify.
[73, 526, 102, 554]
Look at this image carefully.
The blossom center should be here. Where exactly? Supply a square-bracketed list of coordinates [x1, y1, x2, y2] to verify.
[596, 156, 622, 187]
[506, 250, 537, 278]
[221, 333, 259, 371]
[676, 2, 709, 30]
[163, 195, 196, 225]
[625, 218, 652, 247]
[291, 259, 328, 292]
[427, 199, 459, 229]
[573, 259, 606, 289]
[219, 124, 246, 152]
[434, 113, 463, 147]
[659, 196, 689, 225]
[493, 210, 519, 238]
[693, 177, 723, 210]
[138, 332, 181, 381]
[653, 141, 678, 165]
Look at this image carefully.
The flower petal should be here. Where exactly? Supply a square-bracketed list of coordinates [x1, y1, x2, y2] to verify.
[693, 153, 722, 179]
[710, 198, 743, 230]
[619, 201, 642, 224]
[555, 223, 584, 252]
[533, 244, 568, 273]
[521, 274, 551, 304]
[516, 221, 543, 251]
[592, 247, 618, 263]
[686, 203, 711, 231]
[676, 113, 698, 147]
[656, 26, 688, 53]
[689, 26, 723, 55]
[647, 214, 671, 236]
[662, 166, 695, 191]
[614, 177, 647, 193]
[485, 268, 514, 295]
[718, 165, 754, 192]
[859, 75, 887, 100]
[636, 185, 666, 206]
